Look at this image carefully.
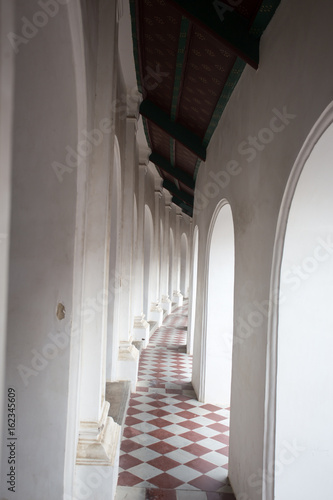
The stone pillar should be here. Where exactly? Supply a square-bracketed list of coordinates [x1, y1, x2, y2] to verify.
[116, 116, 140, 390]
[131, 163, 150, 345]
[182, 214, 192, 298]
[76, 2, 120, 497]
[160, 191, 172, 314]
[172, 208, 184, 307]
[149, 183, 163, 326]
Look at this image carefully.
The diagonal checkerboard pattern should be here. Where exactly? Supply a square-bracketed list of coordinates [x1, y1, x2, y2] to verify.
[116, 304, 235, 500]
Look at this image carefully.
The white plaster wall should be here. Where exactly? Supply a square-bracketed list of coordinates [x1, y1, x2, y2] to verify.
[0, 1, 79, 498]
[0, 0, 15, 474]
[192, 0, 333, 498]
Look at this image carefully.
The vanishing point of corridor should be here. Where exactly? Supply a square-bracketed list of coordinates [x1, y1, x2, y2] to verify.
[115, 304, 236, 499]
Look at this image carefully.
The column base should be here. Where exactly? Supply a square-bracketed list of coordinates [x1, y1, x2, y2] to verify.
[117, 341, 140, 392]
[173, 290, 183, 307]
[76, 401, 121, 466]
[149, 301, 163, 326]
[132, 313, 150, 347]
[73, 460, 120, 500]
[161, 295, 172, 315]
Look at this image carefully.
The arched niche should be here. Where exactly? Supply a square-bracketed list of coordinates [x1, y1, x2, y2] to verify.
[201, 201, 235, 405]
[265, 103, 333, 500]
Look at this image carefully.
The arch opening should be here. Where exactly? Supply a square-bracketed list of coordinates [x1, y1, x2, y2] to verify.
[202, 202, 235, 405]
[272, 120, 333, 500]
[144, 205, 153, 319]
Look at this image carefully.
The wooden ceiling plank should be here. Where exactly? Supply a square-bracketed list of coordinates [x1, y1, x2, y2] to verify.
[171, 196, 194, 217]
[140, 99, 206, 160]
[163, 179, 194, 206]
[150, 152, 195, 190]
[169, 0, 259, 68]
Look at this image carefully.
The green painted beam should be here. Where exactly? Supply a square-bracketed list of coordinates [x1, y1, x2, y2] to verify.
[150, 152, 195, 190]
[172, 196, 193, 217]
[169, 0, 259, 68]
[140, 99, 206, 161]
[163, 179, 194, 207]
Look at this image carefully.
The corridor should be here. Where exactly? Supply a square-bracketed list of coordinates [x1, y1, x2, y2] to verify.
[115, 305, 236, 500]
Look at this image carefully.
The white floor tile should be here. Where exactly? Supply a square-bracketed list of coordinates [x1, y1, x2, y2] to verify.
[129, 463, 162, 480]
[164, 435, 192, 448]
[192, 426, 220, 438]
[165, 448, 197, 464]
[130, 447, 160, 462]
[168, 464, 202, 482]
[198, 438, 226, 451]
[202, 451, 229, 467]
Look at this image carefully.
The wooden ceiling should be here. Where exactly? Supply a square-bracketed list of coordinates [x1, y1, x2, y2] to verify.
[130, 0, 280, 216]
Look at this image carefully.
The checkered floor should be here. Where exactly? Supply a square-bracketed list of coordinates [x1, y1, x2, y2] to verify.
[115, 304, 235, 500]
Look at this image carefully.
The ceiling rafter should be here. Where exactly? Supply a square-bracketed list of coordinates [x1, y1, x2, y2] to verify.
[139, 99, 207, 161]
[169, 0, 259, 68]
[163, 179, 194, 207]
[171, 196, 194, 217]
[150, 152, 195, 190]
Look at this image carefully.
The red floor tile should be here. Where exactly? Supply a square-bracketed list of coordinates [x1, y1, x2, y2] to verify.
[182, 443, 212, 456]
[147, 441, 177, 455]
[120, 439, 143, 453]
[179, 430, 206, 442]
[186, 457, 218, 473]
[119, 454, 142, 470]
[149, 417, 172, 428]
[149, 472, 183, 489]
[208, 423, 229, 433]
[123, 427, 142, 438]
[148, 429, 174, 440]
[117, 471, 142, 487]
[146, 489, 177, 500]
[189, 475, 223, 491]
[147, 456, 180, 471]
[178, 420, 202, 430]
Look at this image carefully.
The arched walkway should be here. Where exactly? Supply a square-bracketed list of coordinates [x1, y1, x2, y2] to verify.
[201, 202, 235, 405]
[266, 105, 333, 500]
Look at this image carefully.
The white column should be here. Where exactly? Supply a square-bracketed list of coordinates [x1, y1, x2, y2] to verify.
[149, 184, 163, 326]
[172, 208, 184, 306]
[160, 192, 172, 314]
[75, 3, 120, 494]
[183, 215, 192, 298]
[116, 117, 139, 390]
[132, 163, 150, 346]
